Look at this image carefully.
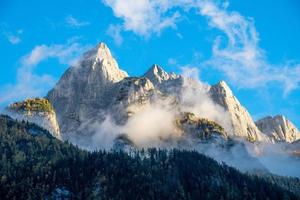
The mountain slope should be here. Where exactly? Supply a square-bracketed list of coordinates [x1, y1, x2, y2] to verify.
[0, 115, 299, 200]
[47, 42, 128, 137]
[209, 81, 267, 142]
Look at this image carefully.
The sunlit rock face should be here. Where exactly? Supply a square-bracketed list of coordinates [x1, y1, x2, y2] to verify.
[39, 42, 296, 147]
[4, 98, 61, 140]
[46, 44, 181, 141]
[46, 42, 129, 137]
[209, 81, 267, 142]
[144, 64, 179, 85]
[256, 115, 300, 143]
[114, 77, 155, 106]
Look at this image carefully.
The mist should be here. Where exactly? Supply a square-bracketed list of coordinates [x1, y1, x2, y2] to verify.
[251, 143, 300, 178]
[124, 104, 177, 148]
[63, 68, 300, 179]
[179, 69, 234, 134]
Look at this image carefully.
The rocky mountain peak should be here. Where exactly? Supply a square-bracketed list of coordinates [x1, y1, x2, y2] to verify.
[144, 64, 175, 85]
[93, 42, 128, 82]
[95, 42, 113, 62]
[256, 115, 300, 143]
[47, 43, 129, 135]
[83, 42, 112, 61]
[5, 40, 299, 151]
[209, 81, 266, 142]
[211, 80, 233, 97]
[80, 42, 128, 83]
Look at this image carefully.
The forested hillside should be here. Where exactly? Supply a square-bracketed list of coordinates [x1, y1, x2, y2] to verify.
[0, 115, 299, 200]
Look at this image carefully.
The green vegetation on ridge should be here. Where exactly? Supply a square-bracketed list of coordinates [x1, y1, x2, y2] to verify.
[9, 98, 54, 113]
[177, 112, 227, 139]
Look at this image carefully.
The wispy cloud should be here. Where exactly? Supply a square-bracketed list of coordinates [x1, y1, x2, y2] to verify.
[65, 15, 90, 27]
[7, 34, 21, 44]
[0, 69, 56, 109]
[103, 0, 181, 38]
[167, 58, 177, 66]
[2, 28, 23, 45]
[197, 1, 300, 94]
[106, 24, 123, 46]
[0, 39, 91, 107]
[103, 0, 300, 95]
[22, 42, 86, 67]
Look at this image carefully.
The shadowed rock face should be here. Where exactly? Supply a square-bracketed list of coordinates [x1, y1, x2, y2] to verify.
[4, 98, 61, 140]
[256, 115, 300, 143]
[209, 81, 267, 142]
[143, 64, 179, 85]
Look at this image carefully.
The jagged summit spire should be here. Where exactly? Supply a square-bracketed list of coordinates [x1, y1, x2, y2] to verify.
[218, 80, 227, 86]
[209, 79, 267, 141]
[211, 80, 233, 96]
[215, 80, 229, 88]
[98, 42, 107, 48]
[82, 42, 113, 62]
[150, 64, 164, 70]
[96, 42, 113, 62]
[149, 64, 169, 76]
[79, 42, 128, 82]
[144, 64, 176, 85]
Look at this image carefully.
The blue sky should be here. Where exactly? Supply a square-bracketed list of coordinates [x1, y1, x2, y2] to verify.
[0, 0, 300, 127]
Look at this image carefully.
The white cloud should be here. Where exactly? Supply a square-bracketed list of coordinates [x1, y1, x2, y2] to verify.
[196, 1, 300, 94]
[125, 104, 176, 148]
[0, 40, 91, 107]
[167, 58, 177, 66]
[21, 42, 87, 67]
[65, 15, 90, 27]
[7, 34, 21, 44]
[2, 29, 23, 45]
[176, 32, 183, 39]
[0, 68, 56, 108]
[106, 24, 123, 46]
[103, 0, 300, 94]
[103, 0, 181, 37]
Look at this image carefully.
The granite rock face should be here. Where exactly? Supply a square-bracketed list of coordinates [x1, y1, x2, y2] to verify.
[47, 43, 128, 136]
[144, 64, 179, 86]
[209, 81, 267, 142]
[256, 115, 300, 143]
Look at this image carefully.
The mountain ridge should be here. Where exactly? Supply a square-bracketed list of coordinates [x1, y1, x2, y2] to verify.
[4, 42, 300, 147]
[256, 115, 300, 143]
